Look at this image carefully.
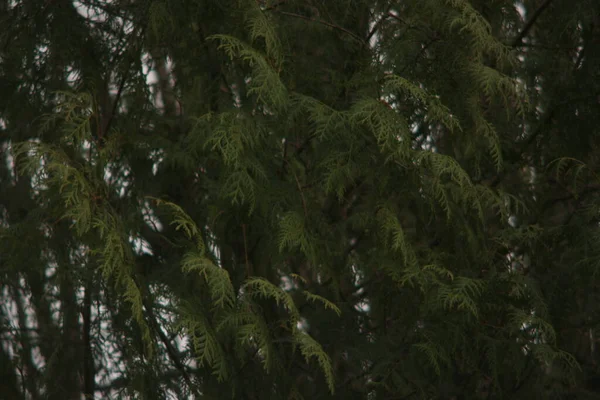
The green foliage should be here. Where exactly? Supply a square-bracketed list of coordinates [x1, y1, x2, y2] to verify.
[437, 276, 485, 317]
[293, 331, 336, 393]
[182, 251, 235, 309]
[243, 277, 300, 328]
[210, 34, 288, 111]
[303, 291, 341, 316]
[177, 302, 229, 381]
[2, 0, 600, 399]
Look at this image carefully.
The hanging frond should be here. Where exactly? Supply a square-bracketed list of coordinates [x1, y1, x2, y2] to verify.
[400, 263, 454, 291]
[413, 334, 450, 376]
[383, 75, 461, 133]
[210, 34, 288, 111]
[351, 97, 411, 159]
[445, 0, 512, 63]
[177, 304, 229, 381]
[151, 197, 199, 241]
[244, 0, 283, 67]
[376, 206, 417, 268]
[278, 211, 313, 257]
[292, 94, 349, 140]
[437, 277, 485, 317]
[182, 250, 235, 309]
[238, 309, 277, 372]
[293, 331, 335, 393]
[303, 291, 341, 316]
[243, 277, 300, 327]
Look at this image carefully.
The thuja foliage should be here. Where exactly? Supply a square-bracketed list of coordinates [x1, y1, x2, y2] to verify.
[1, 0, 600, 398]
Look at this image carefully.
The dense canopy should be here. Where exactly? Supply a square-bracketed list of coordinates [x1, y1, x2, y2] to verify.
[1, 0, 600, 399]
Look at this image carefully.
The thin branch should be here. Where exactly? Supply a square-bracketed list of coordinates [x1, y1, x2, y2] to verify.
[515, 43, 580, 50]
[294, 133, 317, 157]
[102, 71, 128, 139]
[82, 279, 95, 399]
[261, 0, 287, 11]
[95, 369, 199, 392]
[242, 223, 252, 277]
[512, 0, 554, 47]
[278, 138, 288, 177]
[343, 232, 364, 260]
[366, 6, 394, 43]
[142, 298, 201, 398]
[273, 10, 367, 47]
[522, 92, 600, 149]
[102, 27, 145, 138]
[387, 11, 409, 25]
[399, 36, 440, 75]
[293, 170, 308, 217]
[574, 46, 585, 71]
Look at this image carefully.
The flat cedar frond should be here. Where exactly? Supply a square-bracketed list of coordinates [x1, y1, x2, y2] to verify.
[383, 74, 461, 133]
[177, 304, 229, 381]
[303, 291, 341, 316]
[151, 197, 200, 242]
[351, 97, 411, 158]
[445, 0, 512, 63]
[293, 331, 336, 393]
[413, 335, 451, 376]
[182, 251, 235, 309]
[376, 206, 418, 267]
[278, 211, 312, 256]
[210, 34, 288, 111]
[244, 0, 284, 67]
[220, 169, 258, 213]
[243, 277, 300, 326]
[292, 93, 349, 139]
[437, 277, 485, 317]
[238, 309, 277, 372]
[400, 263, 454, 290]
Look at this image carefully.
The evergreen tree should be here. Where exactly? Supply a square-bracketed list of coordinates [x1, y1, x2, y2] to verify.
[1, 0, 600, 398]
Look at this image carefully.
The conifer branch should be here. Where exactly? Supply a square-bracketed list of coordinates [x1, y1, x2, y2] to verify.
[512, 0, 554, 47]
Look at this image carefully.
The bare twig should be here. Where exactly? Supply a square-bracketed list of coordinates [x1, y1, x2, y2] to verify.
[261, 0, 287, 11]
[101, 26, 145, 139]
[522, 93, 600, 149]
[293, 170, 308, 217]
[273, 10, 367, 47]
[366, 6, 394, 43]
[242, 223, 252, 277]
[399, 36, 440, 75]
[143, 297, 201, 398]
[512, 0, 554, 47]
[82, 279, 94, 399]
